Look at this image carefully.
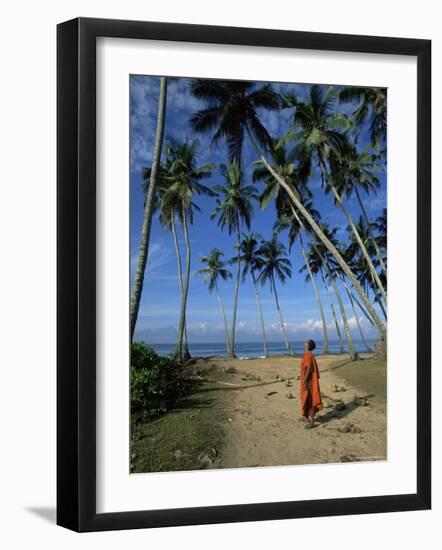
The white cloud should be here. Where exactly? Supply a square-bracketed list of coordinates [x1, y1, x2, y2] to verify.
[134, 311, 379, 343]
[131, 241, 175, 284]
[130, 76, 160, 174]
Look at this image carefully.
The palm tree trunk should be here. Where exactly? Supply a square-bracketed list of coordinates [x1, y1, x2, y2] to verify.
[329, 184, 387, 306]
[344, 284, 373, 353]
[215, 281, 231, 356]
[171, 216, 190, 359]
[175, 207, 191, 360]
[245, 127, 386, 342]
[320, 268, 345, 354]
[326, 269, 359, 361]
[252, 271, 269, 357]
[317, 249, 358, 360]
[339, 275, 375, 328]
[300, 232, 329, 354]
[130, 77, 168, 341]
[229, 222, 241, 358]
[272, 274, 293, 355]
[355, 186, 387, 276]
[370, 274, 387, 321]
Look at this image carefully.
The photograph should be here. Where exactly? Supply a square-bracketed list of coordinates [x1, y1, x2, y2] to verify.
[129, 75, 388, 473]
[0, 0, 434, 541]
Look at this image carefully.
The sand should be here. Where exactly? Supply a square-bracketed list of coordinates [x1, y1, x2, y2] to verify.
[193, 353, 386, 468]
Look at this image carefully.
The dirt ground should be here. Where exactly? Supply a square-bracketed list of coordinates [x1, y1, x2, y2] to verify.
[194, 353, 386, 468]
[131, 353, 387, 473]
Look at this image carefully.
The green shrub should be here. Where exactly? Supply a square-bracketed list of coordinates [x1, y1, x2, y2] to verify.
[130, 342, 195, 424]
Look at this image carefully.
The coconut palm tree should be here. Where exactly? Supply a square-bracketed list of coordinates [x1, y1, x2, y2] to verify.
[252, 140, 311, 212]
[298, 231, 330, 354]
[211, 161, 257, 357]
[253, 141, 372, 355]
[196, 249, 232, 355]
[339, 86, 387, 149]
[189, 79, 280, 166]
[283, 85, 387, 306]
[337, 273, 373, 353]
[331, 144, 387, 276]
[311, 224, 359, 360]
[303, 240, 345, 354]
[190, 79, 386, 341]
[345, 217, 387, 321]
[336, 271, 376, 331]
[164, 140, 215, 360]
[349, 253, 387, 322]
[257, 236, 294, 355]
[142, 159, 191, 359]
[269, 180, 370, 360]
[238, 233, 269, 357]
[320, 268, 345, 354]
[255, 142, 330, 351]
[374, 208, 387, 289]
[251, 146, 386, 340]
[130, 77, 168, 340]
[328, 227, 374, 354]
[274, 203, 330, 355]
[254, 142, 335, 354]
[375, 208, 387, 251]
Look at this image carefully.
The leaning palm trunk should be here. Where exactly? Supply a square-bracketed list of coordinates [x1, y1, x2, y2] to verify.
[354, 186, 387, 277]
[299, 233, 329, 353]
[320, 268, 345, 354]
[376, 292, 387, 321]
[252, 271, 269, 357]
[328, 273, 359, 361]
[130, 77, 168, 340]
[229, 223, 241, 358]
[329, 184, 387, 306]
[171, 216, 190, 359]
[175, 207, 191, 360]
[337, 271, 374, 353]
[339, 275, 375, 329]
[215, 281, 231, 355]
[318, 254, 359, 360]
[370, 273, 387, 321]
[289, 202, 377, 353]
[344, 285, 373, 353]
[245, 128, 387, 342]
[271, 274, 293, 355]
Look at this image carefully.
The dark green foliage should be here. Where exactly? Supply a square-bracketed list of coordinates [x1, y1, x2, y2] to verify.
[189, 79, 281, 164]
[131, 342, 196, 424]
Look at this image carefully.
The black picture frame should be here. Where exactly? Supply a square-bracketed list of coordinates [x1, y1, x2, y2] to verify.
[57, 17, 431, 532]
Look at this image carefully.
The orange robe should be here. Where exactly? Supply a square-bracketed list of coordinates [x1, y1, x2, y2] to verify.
[300, 351, 323, 418]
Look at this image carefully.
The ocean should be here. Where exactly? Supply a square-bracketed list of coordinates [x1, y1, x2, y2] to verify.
[148, 339, 376, 358]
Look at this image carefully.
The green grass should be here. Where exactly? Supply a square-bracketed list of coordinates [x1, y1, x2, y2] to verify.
[131, 392, 224, 473]
[328, 356, 387, 403]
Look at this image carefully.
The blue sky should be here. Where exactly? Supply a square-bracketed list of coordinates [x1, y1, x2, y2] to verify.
[130, 76, 386, 344]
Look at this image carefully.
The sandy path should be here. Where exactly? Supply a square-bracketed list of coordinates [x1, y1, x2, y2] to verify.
[201, 354, 386, 468]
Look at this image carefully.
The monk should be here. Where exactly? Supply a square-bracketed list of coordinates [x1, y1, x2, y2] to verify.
[300, 339, 323, 429]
